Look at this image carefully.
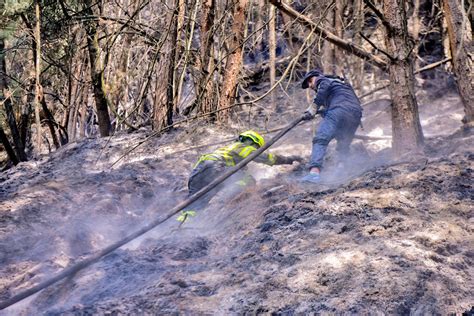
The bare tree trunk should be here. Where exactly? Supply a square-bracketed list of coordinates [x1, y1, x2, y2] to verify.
[83, 0, 112, 137]
[0, 125, 19, 165]
[442, 0, 473, 125]
[176, 0, 199, 111]
[79, 93, 88, 139]
[112, 0, 139, 130]
[383, 0, 424, 155]
[67, 61, 80, 141]
[218, 0, 250, 121]
[19, 88, 32, 149]
[196, 0, 218, 118]
[334, 0, 344, 75]
[322, 6, 336, 73]
[40, 91, 60, 149]
[172, 0, 187, 113]
[153, 0, 178, 130]
[33, 0, 43, 153]
[352, 0, 364, 91]
[269, 4, 276, 109]
[0, 39, 27, 161]
[253, 0, 265, 60]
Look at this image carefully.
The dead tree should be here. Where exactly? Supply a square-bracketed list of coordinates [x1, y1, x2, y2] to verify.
[334, 0, 344, 75]
[196, 0, 218, 119]
[322, 3, 336, 74]
[442, 0, 473, 125]
[83, 0, 112, 137]
[33, 0, 43, 152]
[218, 0, 250, 121]
[0, 125, 19, 165]
[382, 0, 424, 154]
[153, 0, 178, 131]
[0, 39, 28, 161]
[269, 4, 276, 108]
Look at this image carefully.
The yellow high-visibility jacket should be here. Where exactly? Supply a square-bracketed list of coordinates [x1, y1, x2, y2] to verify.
[195, 141, 277, 168]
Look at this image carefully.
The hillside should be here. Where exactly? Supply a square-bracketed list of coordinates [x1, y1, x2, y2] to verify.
[0, 89, 473, 314]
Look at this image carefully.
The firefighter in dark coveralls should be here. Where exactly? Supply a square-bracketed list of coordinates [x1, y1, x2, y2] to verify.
[300, 69, 363, 183]
[187, 130, 301, 208]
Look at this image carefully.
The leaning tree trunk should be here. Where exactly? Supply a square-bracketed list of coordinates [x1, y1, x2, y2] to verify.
[153, 0, 178, 131]
[0, 124, 19, 165]
[0, 38, 27, 161]
[442, 0, 473, 126]
[218, 0, 250, 122]
[83, 0, 111, 137]
[383, 0, 424, 155]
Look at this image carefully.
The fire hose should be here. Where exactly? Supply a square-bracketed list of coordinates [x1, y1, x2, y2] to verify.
[0, 115, 305, 310]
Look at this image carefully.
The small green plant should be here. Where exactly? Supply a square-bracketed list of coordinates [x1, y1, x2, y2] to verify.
[177, 210, 197, 224]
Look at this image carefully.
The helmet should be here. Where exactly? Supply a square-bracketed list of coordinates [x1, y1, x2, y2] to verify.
[238, 130, 265, 148]
[301, 68, 323, 89]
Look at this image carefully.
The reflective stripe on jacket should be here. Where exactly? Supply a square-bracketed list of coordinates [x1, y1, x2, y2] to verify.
[195, 141, 276, 168]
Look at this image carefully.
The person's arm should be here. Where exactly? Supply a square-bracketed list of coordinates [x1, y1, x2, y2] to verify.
[254, 152, 302, 166]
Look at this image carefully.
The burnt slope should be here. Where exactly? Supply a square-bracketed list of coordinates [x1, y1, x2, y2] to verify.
[19, 135, 472, 315]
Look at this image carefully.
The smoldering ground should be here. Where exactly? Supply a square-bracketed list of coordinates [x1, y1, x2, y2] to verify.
[0, 89, 472, 313]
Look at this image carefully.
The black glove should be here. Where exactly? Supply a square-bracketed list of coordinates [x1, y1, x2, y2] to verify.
[289, 155, 304, 163]
[280, 155, 303, 164]
[302, 110, 315, 121]
[302, 104, 317, 121]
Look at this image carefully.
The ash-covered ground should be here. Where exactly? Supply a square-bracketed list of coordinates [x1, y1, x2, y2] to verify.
[0, 87, 472, 314]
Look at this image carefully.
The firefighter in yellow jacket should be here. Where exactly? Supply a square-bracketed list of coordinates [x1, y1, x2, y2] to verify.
[187, 130, 301, 207]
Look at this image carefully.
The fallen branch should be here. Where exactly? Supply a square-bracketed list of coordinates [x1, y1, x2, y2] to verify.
[268, 0, 389, 70]
[359, 32, 396, 61]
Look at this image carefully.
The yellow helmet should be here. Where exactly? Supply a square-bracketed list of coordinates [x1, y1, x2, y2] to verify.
[238, 130, 265, 148]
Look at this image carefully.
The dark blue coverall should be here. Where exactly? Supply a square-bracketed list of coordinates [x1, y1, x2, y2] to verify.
[308, 77, 362, 169]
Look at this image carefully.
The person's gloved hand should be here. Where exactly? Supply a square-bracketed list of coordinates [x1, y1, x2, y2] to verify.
[283, 155, 304, 164]
[302, 104, 317, 121]
[302, 110, 314, 121]
[290, 155, 304, 163]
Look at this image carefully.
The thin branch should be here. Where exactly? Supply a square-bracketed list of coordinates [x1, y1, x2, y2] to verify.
[359, 32, 396, 62]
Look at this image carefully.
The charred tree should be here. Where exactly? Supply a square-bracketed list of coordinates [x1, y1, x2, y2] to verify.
[0, 39, 28, 161]
[383, 0, 424, 154]
[195, 0, 218, 118]
[40, 91, 61, 149]
[442, 0, 473, 126]
[218, 0, 250, 121]
[334, 0, 344, 75]
[269, 4, 276, 109]
[83, 0, 112, 137]
[0, 125, 19, 165]
[33, 0, 43, 153]
[153, 0, 178, 130]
